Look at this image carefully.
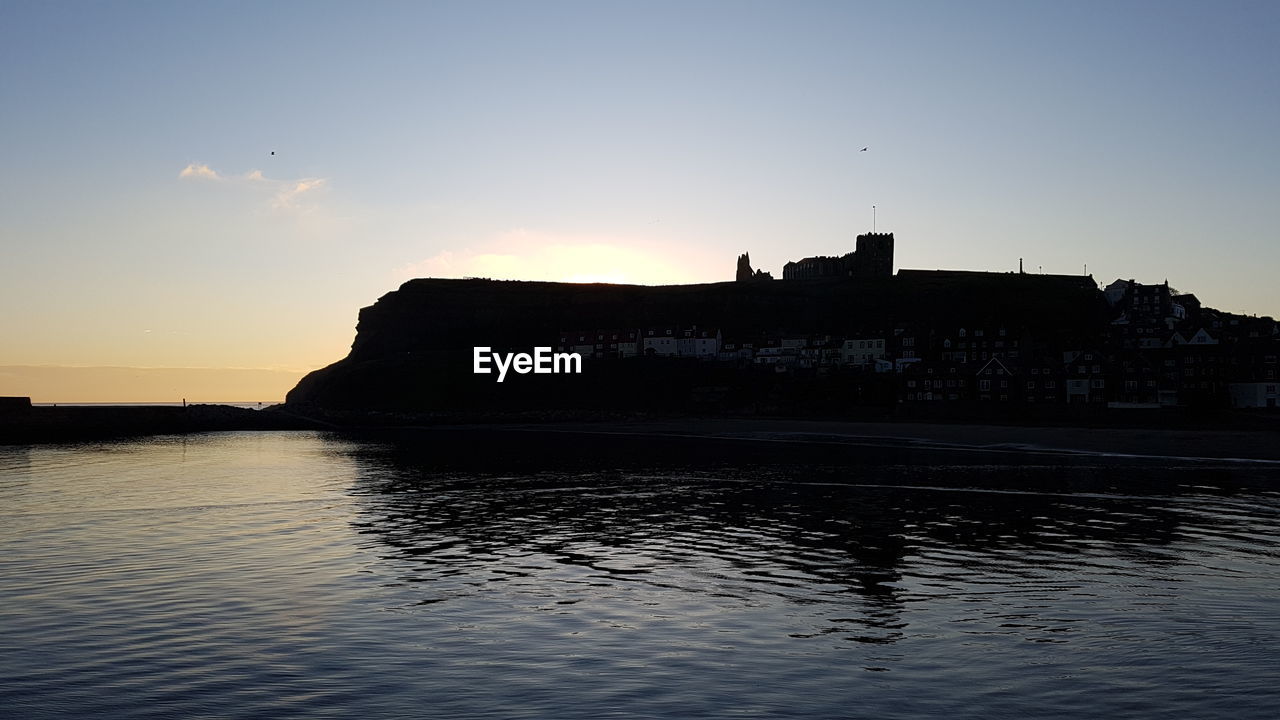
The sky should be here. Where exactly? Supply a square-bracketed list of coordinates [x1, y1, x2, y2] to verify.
[2, 0, 1277, 401]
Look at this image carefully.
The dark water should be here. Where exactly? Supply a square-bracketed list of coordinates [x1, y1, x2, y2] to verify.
[2, 431, 1280, 718]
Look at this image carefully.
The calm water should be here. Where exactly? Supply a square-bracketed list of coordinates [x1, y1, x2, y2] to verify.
[3, 431, 1280, 718]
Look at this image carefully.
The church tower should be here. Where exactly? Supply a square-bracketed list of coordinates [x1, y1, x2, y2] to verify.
[853, 232, 894, 278]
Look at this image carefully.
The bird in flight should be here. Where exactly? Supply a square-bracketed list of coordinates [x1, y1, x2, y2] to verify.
[270, 151, 275, 156]
[860, 147, 868, 152]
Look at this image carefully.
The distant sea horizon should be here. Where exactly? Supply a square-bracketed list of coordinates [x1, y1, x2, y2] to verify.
[30, 401, 281, 409]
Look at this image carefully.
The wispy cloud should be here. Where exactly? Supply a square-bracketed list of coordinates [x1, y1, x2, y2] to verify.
[273, 177, 328, 209]
[179, 163, 221, 180]
[177, 163, 329, 211]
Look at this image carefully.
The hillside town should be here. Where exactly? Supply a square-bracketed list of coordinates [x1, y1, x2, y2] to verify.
[555, 235, 1278, 412]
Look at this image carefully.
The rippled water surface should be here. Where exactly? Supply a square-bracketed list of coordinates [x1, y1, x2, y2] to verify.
[3, 431, 1280, 718]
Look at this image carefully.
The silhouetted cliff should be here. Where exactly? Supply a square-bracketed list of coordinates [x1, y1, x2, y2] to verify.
[285, 275, 1106, 413]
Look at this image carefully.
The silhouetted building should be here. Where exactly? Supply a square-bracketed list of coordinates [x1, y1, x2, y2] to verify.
[641, 327, 679, 356]
[1064, 349, 1110, 404]
[783, 254, 845, 279]
[0, 396, 32, 413]
[854, 232, 894, 278]
[596, 329, 640, 358]
[840, 337, 886, 367]
[735, 252, 773, 281]
[783, 232, 894, 280]
[1229, 382, 1279, 408]
[895, 268, 1098, 291]
[559, 330, 597, 357]
[677, 327, 722, 357]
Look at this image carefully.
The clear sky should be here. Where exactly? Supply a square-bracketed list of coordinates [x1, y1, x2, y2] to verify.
[2, 1, 1277, 401]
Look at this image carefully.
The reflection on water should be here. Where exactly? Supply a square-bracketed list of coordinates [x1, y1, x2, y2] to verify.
[2, 432, 1280, 718]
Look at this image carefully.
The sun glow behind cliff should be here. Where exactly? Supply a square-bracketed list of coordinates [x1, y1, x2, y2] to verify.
[398, 230, 720, 286]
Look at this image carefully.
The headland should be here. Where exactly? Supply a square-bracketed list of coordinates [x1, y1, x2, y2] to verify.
[7, 234, 1278, 455]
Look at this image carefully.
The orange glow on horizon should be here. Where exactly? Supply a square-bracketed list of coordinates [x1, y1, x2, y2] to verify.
[0, 366, 305, 404]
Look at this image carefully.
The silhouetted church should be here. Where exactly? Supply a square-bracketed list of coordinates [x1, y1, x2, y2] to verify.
[735, 252, 773, 281]
[782, 232, 894, 280]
